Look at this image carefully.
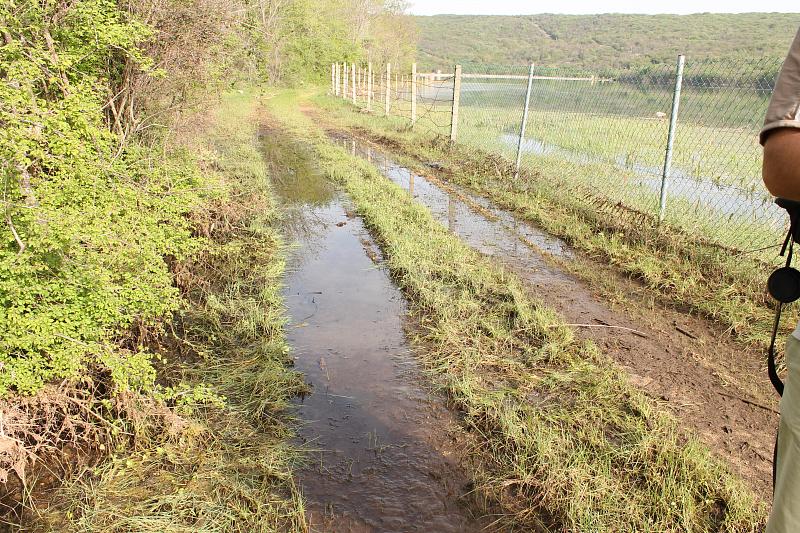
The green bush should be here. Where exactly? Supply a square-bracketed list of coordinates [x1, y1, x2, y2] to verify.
[0, 0, 213, 395]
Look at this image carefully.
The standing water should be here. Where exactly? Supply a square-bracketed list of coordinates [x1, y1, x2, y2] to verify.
[259, 129, 488, 532]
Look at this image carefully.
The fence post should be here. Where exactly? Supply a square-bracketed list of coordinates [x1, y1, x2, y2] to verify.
[334, 63, 339, 96]
[411, 62, 417, 125]
[331, 63, 335, 94]
[658, 54, 685, 223]
[450, 65, 462, 142]
[342, 62, 350, 100]
[367, 62, 373, 111]
[515, 63, 535, 177]
[385, 63, 391, 115]
[352, 63, 356, 104]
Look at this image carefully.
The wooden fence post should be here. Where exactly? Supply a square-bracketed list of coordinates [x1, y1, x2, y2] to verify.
[411, 62, 417, 125]
[450, 65, 462, 142]
[343, 62, 348, 99]
[367, 62, 372, 111]
[352, 63, 356, 104]
[385, 63, 391, 115]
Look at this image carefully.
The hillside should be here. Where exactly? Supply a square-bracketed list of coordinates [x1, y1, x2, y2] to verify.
[415, 13, 800, 72]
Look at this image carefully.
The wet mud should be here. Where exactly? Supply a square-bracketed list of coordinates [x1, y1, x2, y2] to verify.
[336, 133, 779, 498]
[259, 129, 489, 532]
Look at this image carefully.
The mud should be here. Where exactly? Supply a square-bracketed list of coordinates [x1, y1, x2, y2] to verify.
[337, 134, 779, 499]
[259, 128, 489, 532]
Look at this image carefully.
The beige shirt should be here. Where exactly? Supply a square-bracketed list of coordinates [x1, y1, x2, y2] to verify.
[762, 28, 800, 145]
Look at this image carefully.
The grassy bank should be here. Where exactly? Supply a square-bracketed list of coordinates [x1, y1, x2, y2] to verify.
[313, 93, 788, 348]
[29, 92, 307, 532]
[266, 89, 766, 531]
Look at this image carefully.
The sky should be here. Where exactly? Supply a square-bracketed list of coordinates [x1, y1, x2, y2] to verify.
[409, 0, 799, 16]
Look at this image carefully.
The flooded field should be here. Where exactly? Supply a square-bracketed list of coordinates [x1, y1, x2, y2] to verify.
[498, 132, 781, 224]
[260, 129, 488, 532]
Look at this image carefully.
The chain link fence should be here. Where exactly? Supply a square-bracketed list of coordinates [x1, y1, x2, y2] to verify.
[331, 56, 785, 256]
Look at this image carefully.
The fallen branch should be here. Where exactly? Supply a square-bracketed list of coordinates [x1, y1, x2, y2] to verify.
[675, 325, 698, 339]
[716, 390, 779, 415]
[558, 322, 648, 338]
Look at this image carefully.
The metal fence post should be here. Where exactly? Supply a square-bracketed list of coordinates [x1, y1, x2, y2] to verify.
[411, 62, 417, 125]
[367, 62, 372, 111]
[450, 65, 462, 142]
[658, 54, 685, 223]
[352, 63, 356, 104]
[385, 63, 391, 115]
[515, 63, 535, 177]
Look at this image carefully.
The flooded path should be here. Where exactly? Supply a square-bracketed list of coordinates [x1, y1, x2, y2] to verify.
[334, 133, 779, 498]
[259, 129, 488, 532]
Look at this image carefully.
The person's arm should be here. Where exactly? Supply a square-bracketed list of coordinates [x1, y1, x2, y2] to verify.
[764, 130, 800, 200]
[762, 28, 800, 201]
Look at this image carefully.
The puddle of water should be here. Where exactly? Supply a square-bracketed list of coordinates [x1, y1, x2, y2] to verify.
[260, 128, 487, 533]
[338, 136, 575, 287]
[499, 132, 782, 225]
[259, 130, 336, 206]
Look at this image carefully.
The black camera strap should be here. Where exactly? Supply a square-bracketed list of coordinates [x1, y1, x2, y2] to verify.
[769, 306, 786, 396]
[768, 199, 800, 397]
[768, 227, 794, 397]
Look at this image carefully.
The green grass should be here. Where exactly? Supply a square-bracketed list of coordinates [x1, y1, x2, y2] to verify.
[266, 88, 766, 531]
[32, 91, 308, 533]
[315, 92, 793, 349]
[463, 99, 767, 191]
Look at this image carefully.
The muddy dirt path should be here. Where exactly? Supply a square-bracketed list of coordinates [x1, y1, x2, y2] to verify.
[260, 130, 490, 532]
[334, 134, 779, 498]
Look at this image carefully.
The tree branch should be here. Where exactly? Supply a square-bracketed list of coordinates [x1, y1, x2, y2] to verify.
[6, 215, 25, 255]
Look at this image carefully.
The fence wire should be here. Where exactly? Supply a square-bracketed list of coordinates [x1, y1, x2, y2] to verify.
[332, 57, 786, 258]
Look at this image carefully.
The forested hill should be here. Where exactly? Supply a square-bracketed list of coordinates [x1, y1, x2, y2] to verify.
[415, 13, 800, 72]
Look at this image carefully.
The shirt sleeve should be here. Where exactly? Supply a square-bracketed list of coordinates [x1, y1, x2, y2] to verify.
[761, 27, 800, 146]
